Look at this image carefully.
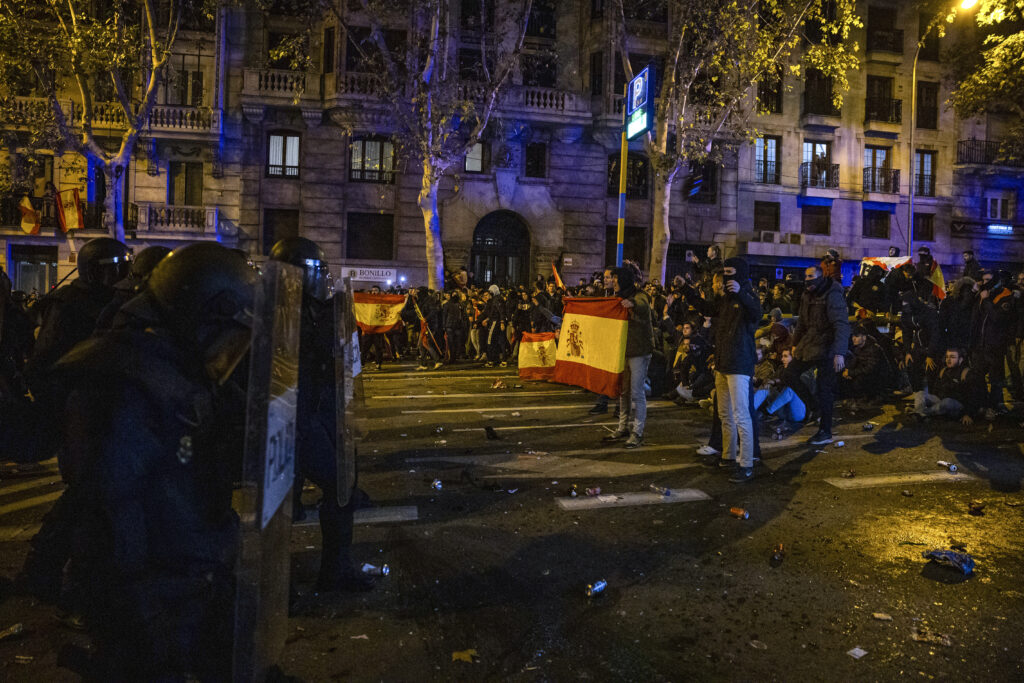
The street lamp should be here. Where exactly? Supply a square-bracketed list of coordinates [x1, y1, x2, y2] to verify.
[907, 0, 977, 256]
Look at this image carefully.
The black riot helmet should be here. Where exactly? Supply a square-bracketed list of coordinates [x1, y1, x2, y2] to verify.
[146, 243, 259, 384]
[77, 238, 131, 289]
[268, 237, 332, 301]
[128, 245, 172, 283]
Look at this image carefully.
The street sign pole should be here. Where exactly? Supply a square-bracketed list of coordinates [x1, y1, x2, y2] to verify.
[619, 66, 654, 267]
[616, 83, 628, 267]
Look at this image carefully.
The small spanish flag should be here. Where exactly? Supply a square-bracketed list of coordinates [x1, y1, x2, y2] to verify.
[18, 196, 40, 235]
[551, 262, 565, 290]
[518, 331, 558, 380]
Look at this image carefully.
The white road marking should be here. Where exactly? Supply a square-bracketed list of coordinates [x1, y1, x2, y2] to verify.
[293, 506, 419, 527]
[0, 477, 63, 499]
[400, 404, 678, 415]
[824, 471, 977, 489]
[451, 422, 617, 433]
[761, 432, 874, 450]
[557, 489, 711, 510]
[404, 452, 699, 479]
[369, 390, 582, 400]
[0, 491, 64, 517]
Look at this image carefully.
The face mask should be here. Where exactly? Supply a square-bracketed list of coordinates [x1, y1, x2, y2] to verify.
[806, 276, 824, 291]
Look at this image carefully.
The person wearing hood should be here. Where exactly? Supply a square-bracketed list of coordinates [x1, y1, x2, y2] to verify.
[603, 261, 654, 449]
[970, 270, 1015, 415]
[849, 264, 890, 316]
[791, 263, 850, 445]
[899, 289, 943, 391]
[678, 257, 762, 482]
[938, 277, 976, 354]
[481, 284, 509, 367]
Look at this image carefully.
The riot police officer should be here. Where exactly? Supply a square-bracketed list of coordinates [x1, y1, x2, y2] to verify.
[269, 237, 374, 591]
[94, 244, 171, 332]
[53, 242, 256, 680]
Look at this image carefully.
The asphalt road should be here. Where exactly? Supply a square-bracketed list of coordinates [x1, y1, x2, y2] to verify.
[1, 361, 1023, 681]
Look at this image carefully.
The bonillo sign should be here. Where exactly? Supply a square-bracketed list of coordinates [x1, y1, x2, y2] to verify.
[344, 266, 396, 283]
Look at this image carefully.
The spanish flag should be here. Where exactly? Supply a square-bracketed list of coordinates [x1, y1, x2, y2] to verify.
[552, 297, 628, 398]
[518, 331, 557, 380]
[55, 189, 84, 232]
[551, 262, 565, 290]
[353, 292, 407, 333]
[922, 261, 946, 300]
[18, 196, 40, 234]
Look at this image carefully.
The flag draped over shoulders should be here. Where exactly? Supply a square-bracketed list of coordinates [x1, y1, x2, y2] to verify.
[518, 331, 557, 380]
[353, 293, 407, 333]
[552, 297, 628, 398]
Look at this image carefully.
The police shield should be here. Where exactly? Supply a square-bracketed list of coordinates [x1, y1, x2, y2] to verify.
[335, 276, 364, 507]
[232, 260, 302, 682]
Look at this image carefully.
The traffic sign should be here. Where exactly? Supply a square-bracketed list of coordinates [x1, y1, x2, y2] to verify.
[626, 66, 654, 140]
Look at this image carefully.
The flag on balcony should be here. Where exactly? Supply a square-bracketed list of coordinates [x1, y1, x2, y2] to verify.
[518, 331, 558, 380]
[353, 292, 407, 333]
[552, 297, 628, 398]
[55, 189, 84, 233]
[18, 195, 40, 235]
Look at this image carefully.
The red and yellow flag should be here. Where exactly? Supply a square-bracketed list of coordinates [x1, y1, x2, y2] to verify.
[552, 298, 628, 398]
[518, 331, 557, 380]
[55, 189, 84, 233]
[353, 292, 407, 333]
[923, 261, 946, 300]
[551, 262, 565, 290]
[18, 196, 40, 235]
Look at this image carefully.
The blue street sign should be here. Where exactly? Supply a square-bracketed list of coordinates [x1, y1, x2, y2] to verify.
[625, 66, 654, 140]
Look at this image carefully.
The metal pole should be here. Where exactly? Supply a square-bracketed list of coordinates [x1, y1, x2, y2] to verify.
[616, 84, 628, 267]
[908, 43, 920, 257]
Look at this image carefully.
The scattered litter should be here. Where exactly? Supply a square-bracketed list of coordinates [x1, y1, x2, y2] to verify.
[847, 647, 868, 659]
[507, 488, 519, 494]
[361, 563, 390, 577]
[770, 543, 785, 567]
[513, 384, 523, 389]
[452, 648, 479, 663]
[968, 500, 985, 516]
[551, 480, 558, 485]
[491, 379, 508, 389]
[351, 634, 370, 640]
[431, 479, 443, 491]
[749, 639, 768, 650]
[586, 579, 607, 597]
[729, 507, 749, 519]
[510, 412, 521, 417]
[434, 440, 447, 446]
[899, 540, 927, 546]
[841, 470, 856, 479]
[0, 623, 25, 642]
[649, 484, 671, 496]
[400, 433, 408, 437]
[815, 449, 826, 454]
[1006, 500, 1023, 507]
[922, 549, 975, 575]
[936, 460, 958, 473]
[872, 613, 893, 621]
[835, 441, 846, 448]
[525, 449, 548, 456]
[596, 495, 620, 503]
[485, 426, 502, 440]
[435, 426, 446, 434]
[911, 627, 952, 647]
[585, 487, 601, 496]
[14, 655, 34, 664]
[862, 422, 877, 431]
[568, 484, 579, 497]
[901, 490, 914, 497]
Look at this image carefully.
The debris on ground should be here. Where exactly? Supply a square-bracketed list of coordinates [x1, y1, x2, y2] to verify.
[847, 647, 868, 659]
[968, 500, 985, 516]
[586, 579, 607, 597]
[435, 426, 446, 434]
[434, 440, 447, 446]
[351, 634, 370, 640]
[922, 549, 975, 575]
[649, 484, 671, 496]
[749, 640, 768, 650]
[14, 655, 34, 664]
[936, 460, 958, 473]
[0, 623, 25, 642]
[862, 422, 877, 431]
[361, 563, 390, 577]
[452, 649, 480, 663]
[585, 487, 601, 496]
[911, 627, 953, 647]
[485, 426, 502, 440]
[841, 470, 856, 479]
[902, 490, 914, 497]
[770, 543, 785, 567]
[1006, 500, 1023, 507]
[872, 613, 893, 621]
[568, 484, 579, 497]
[431, 479, 443, 491]
[835, 441, 846, 448]
[729, 507, 749, 519]
[510, 412, 521, 417]
[491, 379, 508, 389]
[506, 488, 519, 494]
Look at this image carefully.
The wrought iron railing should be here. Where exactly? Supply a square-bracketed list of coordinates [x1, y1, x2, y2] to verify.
[799, 161, 839, 189]
[754, 160, 780, 184]
[956, 140, 1024, 167]
[863, 167, 900, 194]
[867, 28, 904, 53]
[864, 97, 902, 124]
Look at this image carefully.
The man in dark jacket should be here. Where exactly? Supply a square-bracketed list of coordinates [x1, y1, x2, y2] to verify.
[912, 348, 984, 425]
[839, 325, 886, 401]
[970, 271, 1015, 414]
[603, 261, 654, 448]
[961, 250, 984, 281]
[791, 264, 850, 444]
[679, 257, 761, 482]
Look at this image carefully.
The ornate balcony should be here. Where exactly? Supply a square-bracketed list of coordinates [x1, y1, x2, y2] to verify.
[754, 160, 780, 185]
[913, 173, 935, 197]
[800, 161, 840, 189]
[863, 167, 900, 194]
[956, 140, 1024, 168]
[137, 203, 218, 234]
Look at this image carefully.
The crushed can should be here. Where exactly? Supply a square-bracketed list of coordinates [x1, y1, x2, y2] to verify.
[431, 479, 443, 491]
[772, 427, 784, 441]
[937, 460, 958, 473]
[586, 579, 607, 597]
[568, 484, 579, 497]
[729, 507, 750, 519]
[770, 543, 785, 567]
[862, 422, 876, 431]
[649, 484, 671, 496]
[361, 563, 390, 577]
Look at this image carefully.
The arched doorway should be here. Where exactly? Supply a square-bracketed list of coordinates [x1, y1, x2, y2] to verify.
[470, 210, 531, 286]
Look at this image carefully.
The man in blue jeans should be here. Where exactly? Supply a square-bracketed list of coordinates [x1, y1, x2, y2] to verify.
[603, 261, 654, 448]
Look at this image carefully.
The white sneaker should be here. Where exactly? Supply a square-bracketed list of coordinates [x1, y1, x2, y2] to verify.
[432, 362, 444, 370]
[696, 445, 719, 456]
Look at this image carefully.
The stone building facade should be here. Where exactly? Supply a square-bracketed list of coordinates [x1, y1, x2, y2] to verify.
[2, 0, 1022, 293]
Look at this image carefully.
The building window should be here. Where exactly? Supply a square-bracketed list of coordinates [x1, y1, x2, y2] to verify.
[262, 208, 299, 255]
[864, 145, 896, 193]
[985, 192, 1013, 221]
[322, 26, 335, 74]
[914, 150, 936, 197]
[458, 48, 492, 80]
[607, 153, 649, 199]
[913, 213, 935, 242]
[267, 32, 298, 70]
[917, 81, 939, 129]
[801, 205, 830, 235]
[918, 14, 940, 61]
[755, 136, 781, 184]
[589, 51, 604, 95]
[526, 0, 556, 38]
[801, 140, 836, 188]
[465, 142, 489, 173]
[803, 69, 838, 116]
[866, 6, 901, 53]
[460, 0, 494, 31]
[863, 209, 891, 239]
[525, 142, 547, 178]
[168, 161, 203, 206]
[686, 160, 718, 204]
[623, 0, 667, 22]
[267, 133, 300, 178]
[604, 225, 648, 270]
[754, 201, 781, 232]
[9, 245, 58, 294]
[757, 73, 783, 114]
[522, 53, 556, 88]
[346, 211, 394, 260]
[350, 137, 396, 183]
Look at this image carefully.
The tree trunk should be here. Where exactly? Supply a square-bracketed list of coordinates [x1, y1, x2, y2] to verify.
[104, 163, 126, 242]
[418, 162, 444, 290]
[648, 172, 672, 285]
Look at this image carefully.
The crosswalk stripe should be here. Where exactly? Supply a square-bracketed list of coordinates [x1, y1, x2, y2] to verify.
[369, 390, 581, 400]
[0, 490, 63, 517]
[0, 477, 63, 500]
[824, 471, 976, 489]
[399, 403, 679, 415]
[556, 488, 711, 510]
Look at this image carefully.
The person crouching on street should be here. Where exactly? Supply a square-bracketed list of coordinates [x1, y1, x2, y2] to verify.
[604, 260, 654, 448]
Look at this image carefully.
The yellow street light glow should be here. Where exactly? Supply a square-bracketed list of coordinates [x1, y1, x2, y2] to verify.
[960, 0, 977, 9]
